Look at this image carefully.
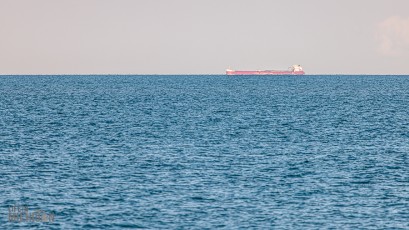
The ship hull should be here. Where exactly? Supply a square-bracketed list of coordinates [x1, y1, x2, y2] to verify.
[226, 70, 305, 75]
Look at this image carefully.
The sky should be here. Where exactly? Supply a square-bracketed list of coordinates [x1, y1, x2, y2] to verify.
[0, 0, 408, 75]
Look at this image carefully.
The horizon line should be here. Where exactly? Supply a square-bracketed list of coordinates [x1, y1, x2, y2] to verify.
[1, 74, 409, 76]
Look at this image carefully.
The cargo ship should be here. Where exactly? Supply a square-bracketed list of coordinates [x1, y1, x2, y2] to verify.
[226, 65, 305, 75]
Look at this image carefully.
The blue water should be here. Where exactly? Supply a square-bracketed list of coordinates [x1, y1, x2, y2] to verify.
[1, 75, 409, 229]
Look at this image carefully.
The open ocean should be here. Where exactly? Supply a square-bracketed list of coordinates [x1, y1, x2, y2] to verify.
[1, 75, 409, 229]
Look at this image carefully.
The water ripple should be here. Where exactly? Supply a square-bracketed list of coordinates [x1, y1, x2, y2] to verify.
[1, 75, 409, 229]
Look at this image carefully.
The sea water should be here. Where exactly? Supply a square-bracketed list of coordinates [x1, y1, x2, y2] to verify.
[1, 75, 408, 229]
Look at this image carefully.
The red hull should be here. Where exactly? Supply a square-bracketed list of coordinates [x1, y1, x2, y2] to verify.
[226, 70, 305, 75]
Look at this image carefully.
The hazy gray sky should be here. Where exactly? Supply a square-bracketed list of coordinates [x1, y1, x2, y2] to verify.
[1, 0, 408, 74]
